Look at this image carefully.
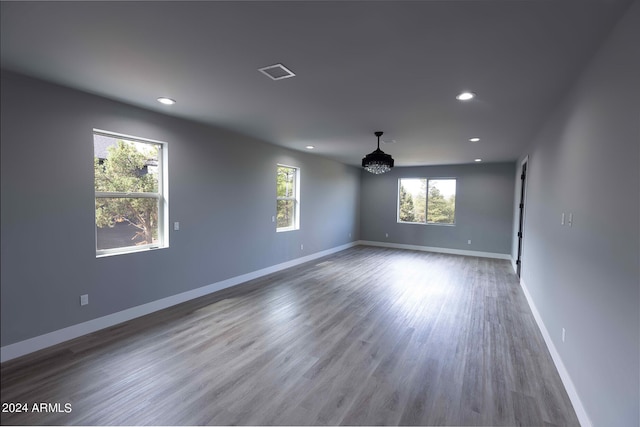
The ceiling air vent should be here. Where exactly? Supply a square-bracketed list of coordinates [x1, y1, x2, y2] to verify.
[258, 63, 296, 81]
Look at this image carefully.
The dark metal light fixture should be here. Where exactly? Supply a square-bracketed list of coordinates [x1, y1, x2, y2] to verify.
[362, 131, 394, 174]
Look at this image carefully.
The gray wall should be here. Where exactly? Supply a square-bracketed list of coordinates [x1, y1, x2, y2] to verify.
[512, 3, 639, 426]
[361, 163, 515, 255]
[0, 70, 361, 347]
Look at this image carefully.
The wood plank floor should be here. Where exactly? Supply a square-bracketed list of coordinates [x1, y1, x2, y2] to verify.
[1, 246, 579, 426]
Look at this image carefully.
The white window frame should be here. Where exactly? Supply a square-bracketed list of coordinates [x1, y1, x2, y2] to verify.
[94, 129, 169, 257]
[397, 177, 457, 226]
[276, 164, 300, 232]
[397, 177, 427, 224]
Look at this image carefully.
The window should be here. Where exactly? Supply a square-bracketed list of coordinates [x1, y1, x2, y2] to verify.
[94, 130, 167, 256]
[398, 178, 427, 223]
[398, 178, 456, 225]
[276, 165, 299, 231]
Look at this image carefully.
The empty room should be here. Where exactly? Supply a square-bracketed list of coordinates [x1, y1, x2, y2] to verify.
[1, 1, 638, 426]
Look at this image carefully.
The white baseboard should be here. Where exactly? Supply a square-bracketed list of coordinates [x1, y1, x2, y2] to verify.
[519, 278, 592, 427]
[357, 240, 512, 260]
[0, 242, 358, 363]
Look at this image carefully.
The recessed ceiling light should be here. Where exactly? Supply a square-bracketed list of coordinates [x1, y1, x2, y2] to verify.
[305, 145, 315, 150]
[469, 137, 481, 142]
[157, 97, 176, 105]
[456, 92, 475, 101]
[474, 158, 482, 162]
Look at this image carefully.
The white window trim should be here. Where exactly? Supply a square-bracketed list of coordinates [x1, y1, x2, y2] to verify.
[276, 164, 300, 232]
[397, 177, 427, 225]
[94, 129, 169, 257]
[397, 177, 457, 226]
[426, 177, 456, 226]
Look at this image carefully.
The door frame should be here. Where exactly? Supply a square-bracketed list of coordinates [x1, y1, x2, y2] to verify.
[516, 156, 529, 278]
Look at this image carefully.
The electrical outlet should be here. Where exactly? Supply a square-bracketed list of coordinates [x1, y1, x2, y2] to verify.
[271, 216, 275, 223]
[80, 294, 89, 306]
[174, 221, 180, 231]
[300, 244, 304, 250]
[568, 213, 573, 227]
[467, 239, 472, 245]
[385, 233, 389, 238]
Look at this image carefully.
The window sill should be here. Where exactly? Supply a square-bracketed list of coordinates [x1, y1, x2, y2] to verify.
[276, 227, 299, 233]
[397, 221, 456, 227]
[96, 245, 167, 258]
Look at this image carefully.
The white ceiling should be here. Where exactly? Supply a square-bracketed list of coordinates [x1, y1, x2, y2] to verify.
[0, 1, 632, 167]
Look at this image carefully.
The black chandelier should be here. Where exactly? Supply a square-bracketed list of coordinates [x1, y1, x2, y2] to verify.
[362, 131, 394, 174]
